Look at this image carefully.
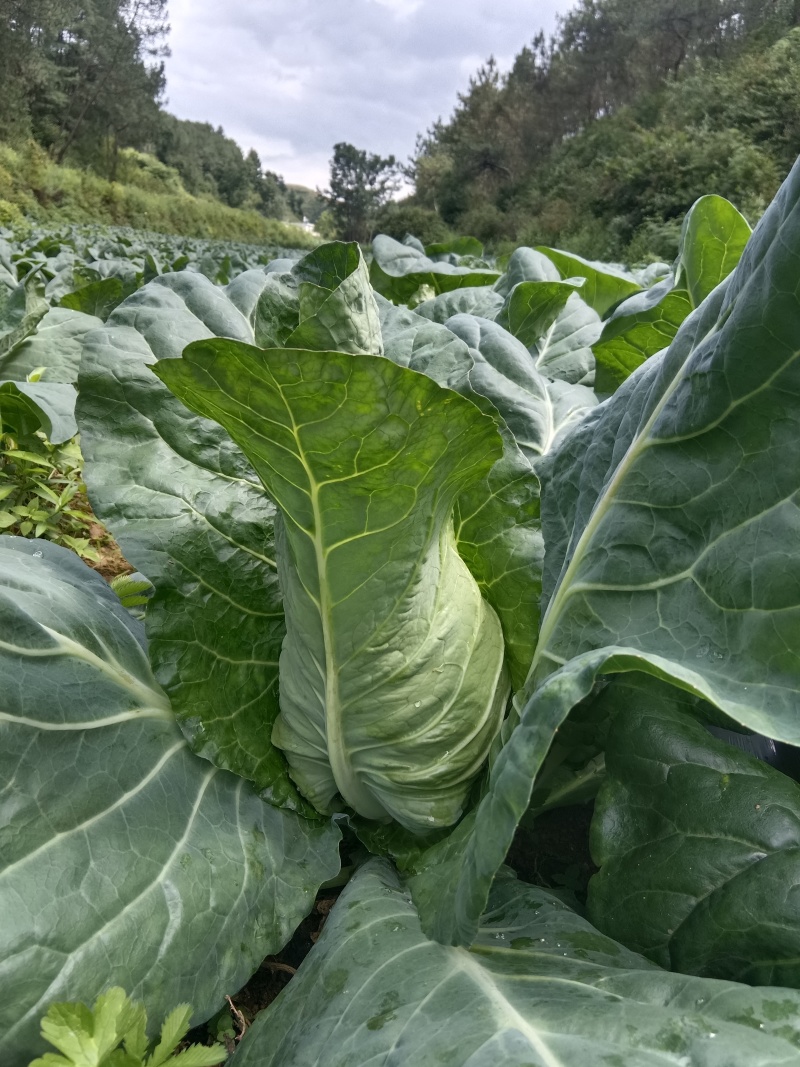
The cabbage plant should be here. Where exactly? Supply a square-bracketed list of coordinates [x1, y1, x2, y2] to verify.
[2, 159, 800, 1066]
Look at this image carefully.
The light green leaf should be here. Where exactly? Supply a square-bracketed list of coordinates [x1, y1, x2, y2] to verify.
[233, 858, 800, 1067]
[589, 701, 800, 987]
[413, 286, 504, 324]
[254, 242, 382, 355]
[370, 235, 500, 305]
[0, 308, 104, 384]
[0, 538, 341, 1063]
[675, 193, 752, 307]
[147, 1005, 192, 1066]
[535, 247, 642, 316]
[155, 342, 508, 832]
[593, 196, 750, 395]
[76, 271, 301, 808]
[378, 299, 545, 688]
[0, 380, 76, 443]
[495, 278, 583, 349]
[162, 1047, 226, 1067]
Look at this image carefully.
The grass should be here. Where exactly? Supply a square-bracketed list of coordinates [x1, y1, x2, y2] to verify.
[0, 141, 318, 248]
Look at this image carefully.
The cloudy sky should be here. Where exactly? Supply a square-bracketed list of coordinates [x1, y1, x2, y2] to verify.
[163, 0, 575, 190]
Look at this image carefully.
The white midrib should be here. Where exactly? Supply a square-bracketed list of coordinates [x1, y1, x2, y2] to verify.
[539, 385, 557, 456]
[289, 412, 380, 819]
[529, 348, 692, 682]
[0, 628, 170, 712]
[455, 951, 566, 1067]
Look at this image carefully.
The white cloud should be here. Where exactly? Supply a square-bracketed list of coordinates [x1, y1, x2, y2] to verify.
[163, 0, 574, 189]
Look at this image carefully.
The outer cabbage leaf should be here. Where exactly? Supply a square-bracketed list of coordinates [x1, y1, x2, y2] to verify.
[59, 277, 125, 321]
[589, 702, 800, 987]
[593, 280, 692, 395]
[495, 278, 583, 349]
[76, 271, 301, 808]
[0, 380, 76, 442]
[156, 343, 508, 833]
[535, 247, 642, 316]
[594, 196, 751, 395]
[233, 859, 800, 1067]
[409, 154, 800, 946]
[492, 246, 560, 296]
[0, 308, 103, 383]
[0, 275, 48, 359]
[414, 286, 504, 324]
[0, 538, 340, 1065]
[529, 291, 601, 385]
[444, 313, 597, 462]
[370, 235, 500, 305]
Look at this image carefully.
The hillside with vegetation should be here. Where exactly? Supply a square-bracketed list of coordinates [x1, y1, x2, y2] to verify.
[384, 0, 800, 259]
[0, 0, 323, 242]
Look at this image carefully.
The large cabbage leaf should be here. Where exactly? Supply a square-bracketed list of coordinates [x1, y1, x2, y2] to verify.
[156, 343, 508, 833]
[408, 153, 800, 945]
[232, 859, 800, 1067]
[76, 270, 300, 807]
[0, 538, 340, 1065]
[594, 195, 751, 394]
[589, 701, 800, 987]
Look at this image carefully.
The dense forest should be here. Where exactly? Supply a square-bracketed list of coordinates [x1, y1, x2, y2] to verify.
[0, 0, 322, 224]
[380, 0, 800, 259]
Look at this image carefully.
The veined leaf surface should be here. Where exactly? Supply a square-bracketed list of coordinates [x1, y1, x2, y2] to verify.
[409, 153, 800, 946]
[156, 343, 508, 832]
[378, 299, 545, 687]
[0, 539, 340, 1065]
[77, 271, 300, 807]
[233, 859, 800, 1067]
[590, 702, 800, 987]
[535, 246, 642, 316]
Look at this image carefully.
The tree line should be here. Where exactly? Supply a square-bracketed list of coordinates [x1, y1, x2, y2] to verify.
[372, 0, 800, 258]
[0, 0, 318, 221]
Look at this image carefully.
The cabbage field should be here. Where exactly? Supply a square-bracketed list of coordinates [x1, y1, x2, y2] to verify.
[2, 158, 800, 1067]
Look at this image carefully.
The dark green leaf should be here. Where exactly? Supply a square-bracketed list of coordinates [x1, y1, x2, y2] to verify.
[60, 278, 125, 322]
[0, 539, 340, 1064]
[589, 701, 800, 987]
